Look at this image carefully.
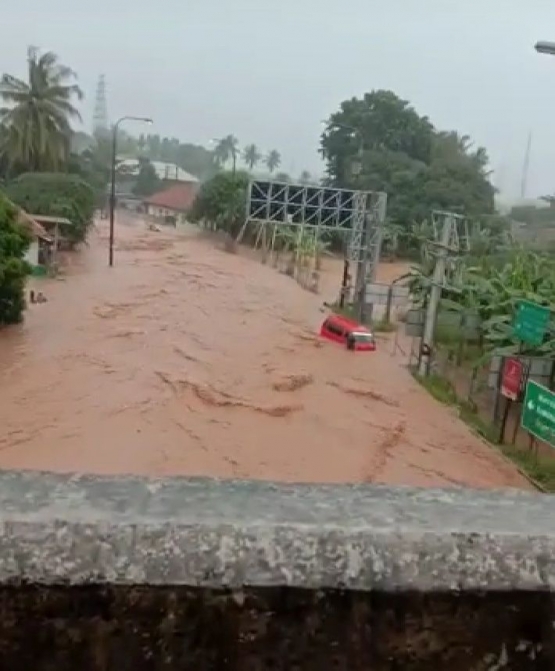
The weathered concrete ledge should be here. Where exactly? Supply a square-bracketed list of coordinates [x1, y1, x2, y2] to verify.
[0, 469, 553, 592]
[1, 471, 555, 668]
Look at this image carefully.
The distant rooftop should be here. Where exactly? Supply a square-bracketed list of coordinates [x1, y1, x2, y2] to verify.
[116, 159, 199, 184]
[143, 183, 197, 212]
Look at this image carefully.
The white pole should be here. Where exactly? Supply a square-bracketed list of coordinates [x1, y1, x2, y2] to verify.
[418, 214, 453, 377]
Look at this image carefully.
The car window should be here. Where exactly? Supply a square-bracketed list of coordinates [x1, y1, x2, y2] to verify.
[326, 321, 344, 336]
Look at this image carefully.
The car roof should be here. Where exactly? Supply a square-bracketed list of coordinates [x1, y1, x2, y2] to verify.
[326, 313, 370, 333]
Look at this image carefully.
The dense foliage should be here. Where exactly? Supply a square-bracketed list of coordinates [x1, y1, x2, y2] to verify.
[407, 230, 555, 359]
[510, 203, 555, 227]
[4, 173, 95, 245]
[134, 134, 218, 181]
[0, 196, 30, 325]
[321, 90, 496, 255]
[133, 159, 161, 196]
[189, 171, 250, 237]
[0, 47, 82, 174]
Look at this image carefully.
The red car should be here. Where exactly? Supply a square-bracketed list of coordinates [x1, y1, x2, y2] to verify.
[320, 314, 376, 351]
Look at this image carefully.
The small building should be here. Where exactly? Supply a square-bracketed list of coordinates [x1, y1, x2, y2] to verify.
[116, 159, 199, 185]
[17, 210, 54, 273]
[143, 183, 198, 225]
[30, 215, 74, 251]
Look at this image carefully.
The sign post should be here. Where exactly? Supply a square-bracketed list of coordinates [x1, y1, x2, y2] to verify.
[500, 357, 523, 401]
[497, 300, 550, 445]
[521, 380, 555, 449]
[513, 300, 550, 345]
[498, 355, 525, 444]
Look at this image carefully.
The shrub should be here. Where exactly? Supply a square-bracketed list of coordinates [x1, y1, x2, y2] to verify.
[189, 171, 249, 237]
[4, 172, 95, 245]
[0, 196, 30, 325]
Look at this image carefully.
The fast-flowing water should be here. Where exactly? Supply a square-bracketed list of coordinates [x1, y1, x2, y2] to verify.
[0, 215, 530, 489]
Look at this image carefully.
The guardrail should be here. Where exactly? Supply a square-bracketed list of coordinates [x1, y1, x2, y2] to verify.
[0, 471, 552, 669]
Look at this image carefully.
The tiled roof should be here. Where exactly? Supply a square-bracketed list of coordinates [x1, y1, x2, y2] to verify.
[143, 183, 198, 212]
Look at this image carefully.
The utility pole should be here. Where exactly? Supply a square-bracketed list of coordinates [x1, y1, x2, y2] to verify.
[520, 131, 532, 200]
[418, 213, 453, 377]
[108, 116, 153, 267]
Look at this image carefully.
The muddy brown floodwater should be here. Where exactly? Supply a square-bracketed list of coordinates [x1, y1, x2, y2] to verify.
[0, 215, 530, 489]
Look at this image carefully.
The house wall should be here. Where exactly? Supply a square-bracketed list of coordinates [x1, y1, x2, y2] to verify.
[0, 471, 553, 669]
[146, 204, 182, 220]
[24, 240, 39, 266]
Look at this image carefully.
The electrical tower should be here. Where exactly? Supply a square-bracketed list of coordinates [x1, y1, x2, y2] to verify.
[92, 75, 109, 137]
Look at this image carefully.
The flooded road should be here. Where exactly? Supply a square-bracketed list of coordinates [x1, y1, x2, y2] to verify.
[0, 215, 530, 489]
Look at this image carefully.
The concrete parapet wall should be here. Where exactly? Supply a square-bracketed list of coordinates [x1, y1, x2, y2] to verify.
[0, 471, 554, 668]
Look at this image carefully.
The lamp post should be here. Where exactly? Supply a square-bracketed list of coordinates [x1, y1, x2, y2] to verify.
[109, 115, 153, 267]
[535, 41, 555, 55]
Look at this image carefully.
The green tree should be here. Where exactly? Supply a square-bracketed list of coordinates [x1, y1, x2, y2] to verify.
[321, 90, 434, 183]
[173, 143, 217, 180]
[213, 135, 239, 169]
[68, 134, 111, 208]
[299, 170, 312, 184]
[321, 89, 495, 245]
[189, 170, 249, 237]
[0, 195, 30, 325]
[133, 158, 160, 196]
[266, 149, 281, 173]
[5, 172, 95, 245]
[243, 143, 261, 170]
[0, 46, 83, 173]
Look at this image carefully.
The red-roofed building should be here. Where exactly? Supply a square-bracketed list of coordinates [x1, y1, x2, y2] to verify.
[143, 183, 198, 224]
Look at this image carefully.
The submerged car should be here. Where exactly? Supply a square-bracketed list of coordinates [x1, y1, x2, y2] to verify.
[320, 314, 376, 351]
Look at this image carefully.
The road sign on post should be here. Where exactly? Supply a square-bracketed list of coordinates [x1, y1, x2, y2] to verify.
[521, 380, 555, 448]
[513, 300, 550, 346]
[500, 357, 523, 401]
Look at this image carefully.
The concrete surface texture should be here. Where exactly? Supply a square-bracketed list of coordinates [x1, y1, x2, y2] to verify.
[0, 470, 553, 591]
[0, 470, 553, 669]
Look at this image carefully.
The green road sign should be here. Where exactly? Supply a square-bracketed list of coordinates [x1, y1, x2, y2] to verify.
[521, 380, 555, 448]
[513, 300, 550, 346]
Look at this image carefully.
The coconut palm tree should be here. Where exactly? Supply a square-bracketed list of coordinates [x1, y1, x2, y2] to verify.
[243, 143, 261, 171]
[265, 149, 281, 174]
[0, 46, 83, 172]
[213, 135, 239, 172]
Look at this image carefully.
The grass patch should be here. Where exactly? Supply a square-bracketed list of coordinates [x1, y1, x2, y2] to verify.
[413, 370, 555, 493]
[373, 319, 398, 333]
[499, 445, 555, 492]
[414, 373, 457, 405]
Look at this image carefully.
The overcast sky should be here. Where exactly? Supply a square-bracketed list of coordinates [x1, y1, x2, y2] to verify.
[4, 0, 555, 201]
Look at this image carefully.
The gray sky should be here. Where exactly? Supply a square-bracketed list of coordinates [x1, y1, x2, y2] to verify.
[4, 0, 555, 200]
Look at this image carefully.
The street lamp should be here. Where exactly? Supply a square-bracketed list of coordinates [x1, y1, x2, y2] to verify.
[109, 115, 153, 267]
[535, 41, 555, 55]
